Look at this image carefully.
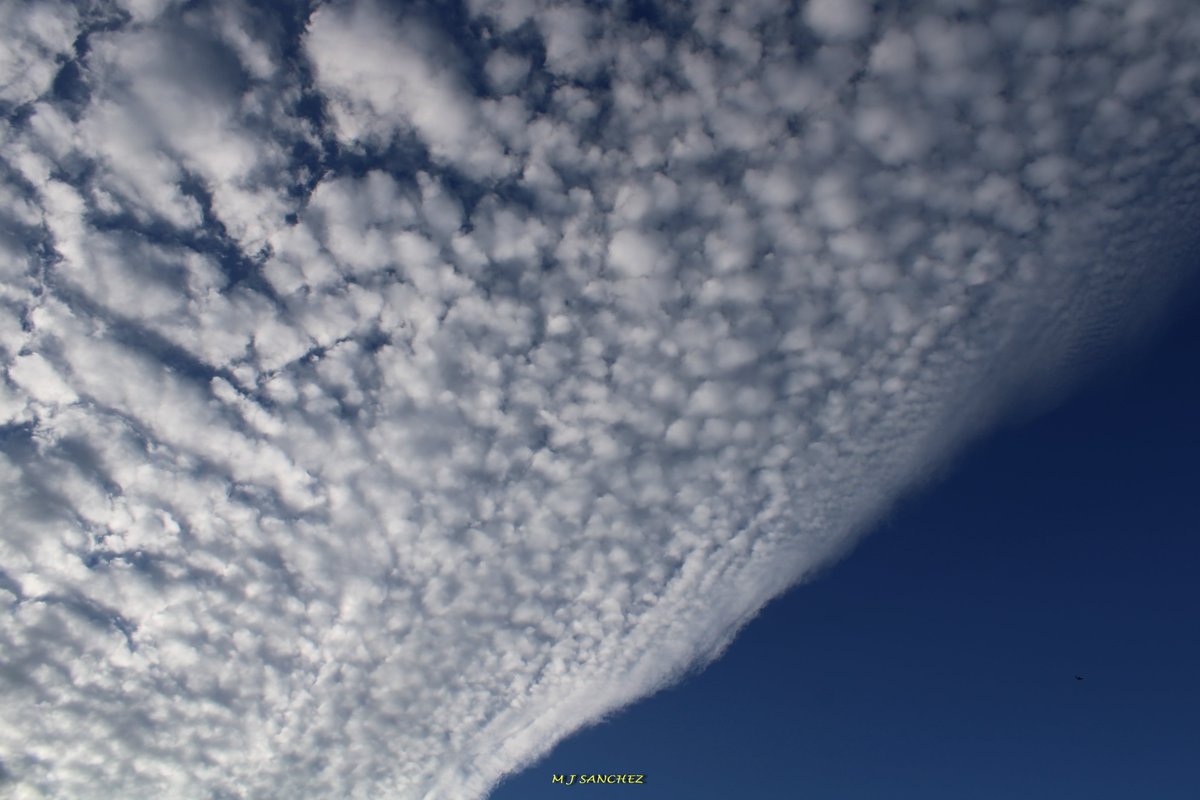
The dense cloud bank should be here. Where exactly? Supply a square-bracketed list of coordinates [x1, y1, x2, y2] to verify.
[1, 0, 1198, 797]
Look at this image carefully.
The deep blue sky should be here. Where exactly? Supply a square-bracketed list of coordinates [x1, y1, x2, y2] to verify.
[491, 299, 1200, 798]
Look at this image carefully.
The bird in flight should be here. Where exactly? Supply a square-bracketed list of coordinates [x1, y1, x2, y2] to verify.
[1074, 675, 1084, 681]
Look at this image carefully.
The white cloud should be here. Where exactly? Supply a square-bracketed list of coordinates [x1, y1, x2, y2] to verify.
[1, 1, 1200, 799]
[305, 0, 512, 179]
[486, 49, 532, 95]
[7, 353, 77, 407]
[803, 0, 872, 42]
[539, 6, 607, 80]
[0, 1, 79, 106]
[607, 229, 666, 279]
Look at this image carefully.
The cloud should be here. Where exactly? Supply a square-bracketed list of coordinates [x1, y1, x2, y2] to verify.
[803, 0, 872, 42]
[305, 0, 512, 179]
[1, 1, 1199, 798]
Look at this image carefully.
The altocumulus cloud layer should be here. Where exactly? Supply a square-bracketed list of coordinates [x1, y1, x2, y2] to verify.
[1, 0, 1199, 796]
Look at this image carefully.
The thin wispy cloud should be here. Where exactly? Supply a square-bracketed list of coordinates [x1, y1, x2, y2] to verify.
[1, 1, 1198, 797]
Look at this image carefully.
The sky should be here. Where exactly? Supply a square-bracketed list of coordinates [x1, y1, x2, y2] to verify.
[1, 1, 1199, 798]
[490, 287, 1200, 799]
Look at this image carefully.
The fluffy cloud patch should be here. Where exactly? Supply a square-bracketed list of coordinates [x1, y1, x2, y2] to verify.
[1, 1, 1199, 799]
[305, 0, 512, 178]
[804, 0, 872, 41]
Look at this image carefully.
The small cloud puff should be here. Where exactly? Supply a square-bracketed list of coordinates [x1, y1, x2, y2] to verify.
[804, 0, 872, 41]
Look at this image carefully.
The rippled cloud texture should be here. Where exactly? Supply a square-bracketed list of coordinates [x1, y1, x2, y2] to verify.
[2, 0, 1199, 797]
